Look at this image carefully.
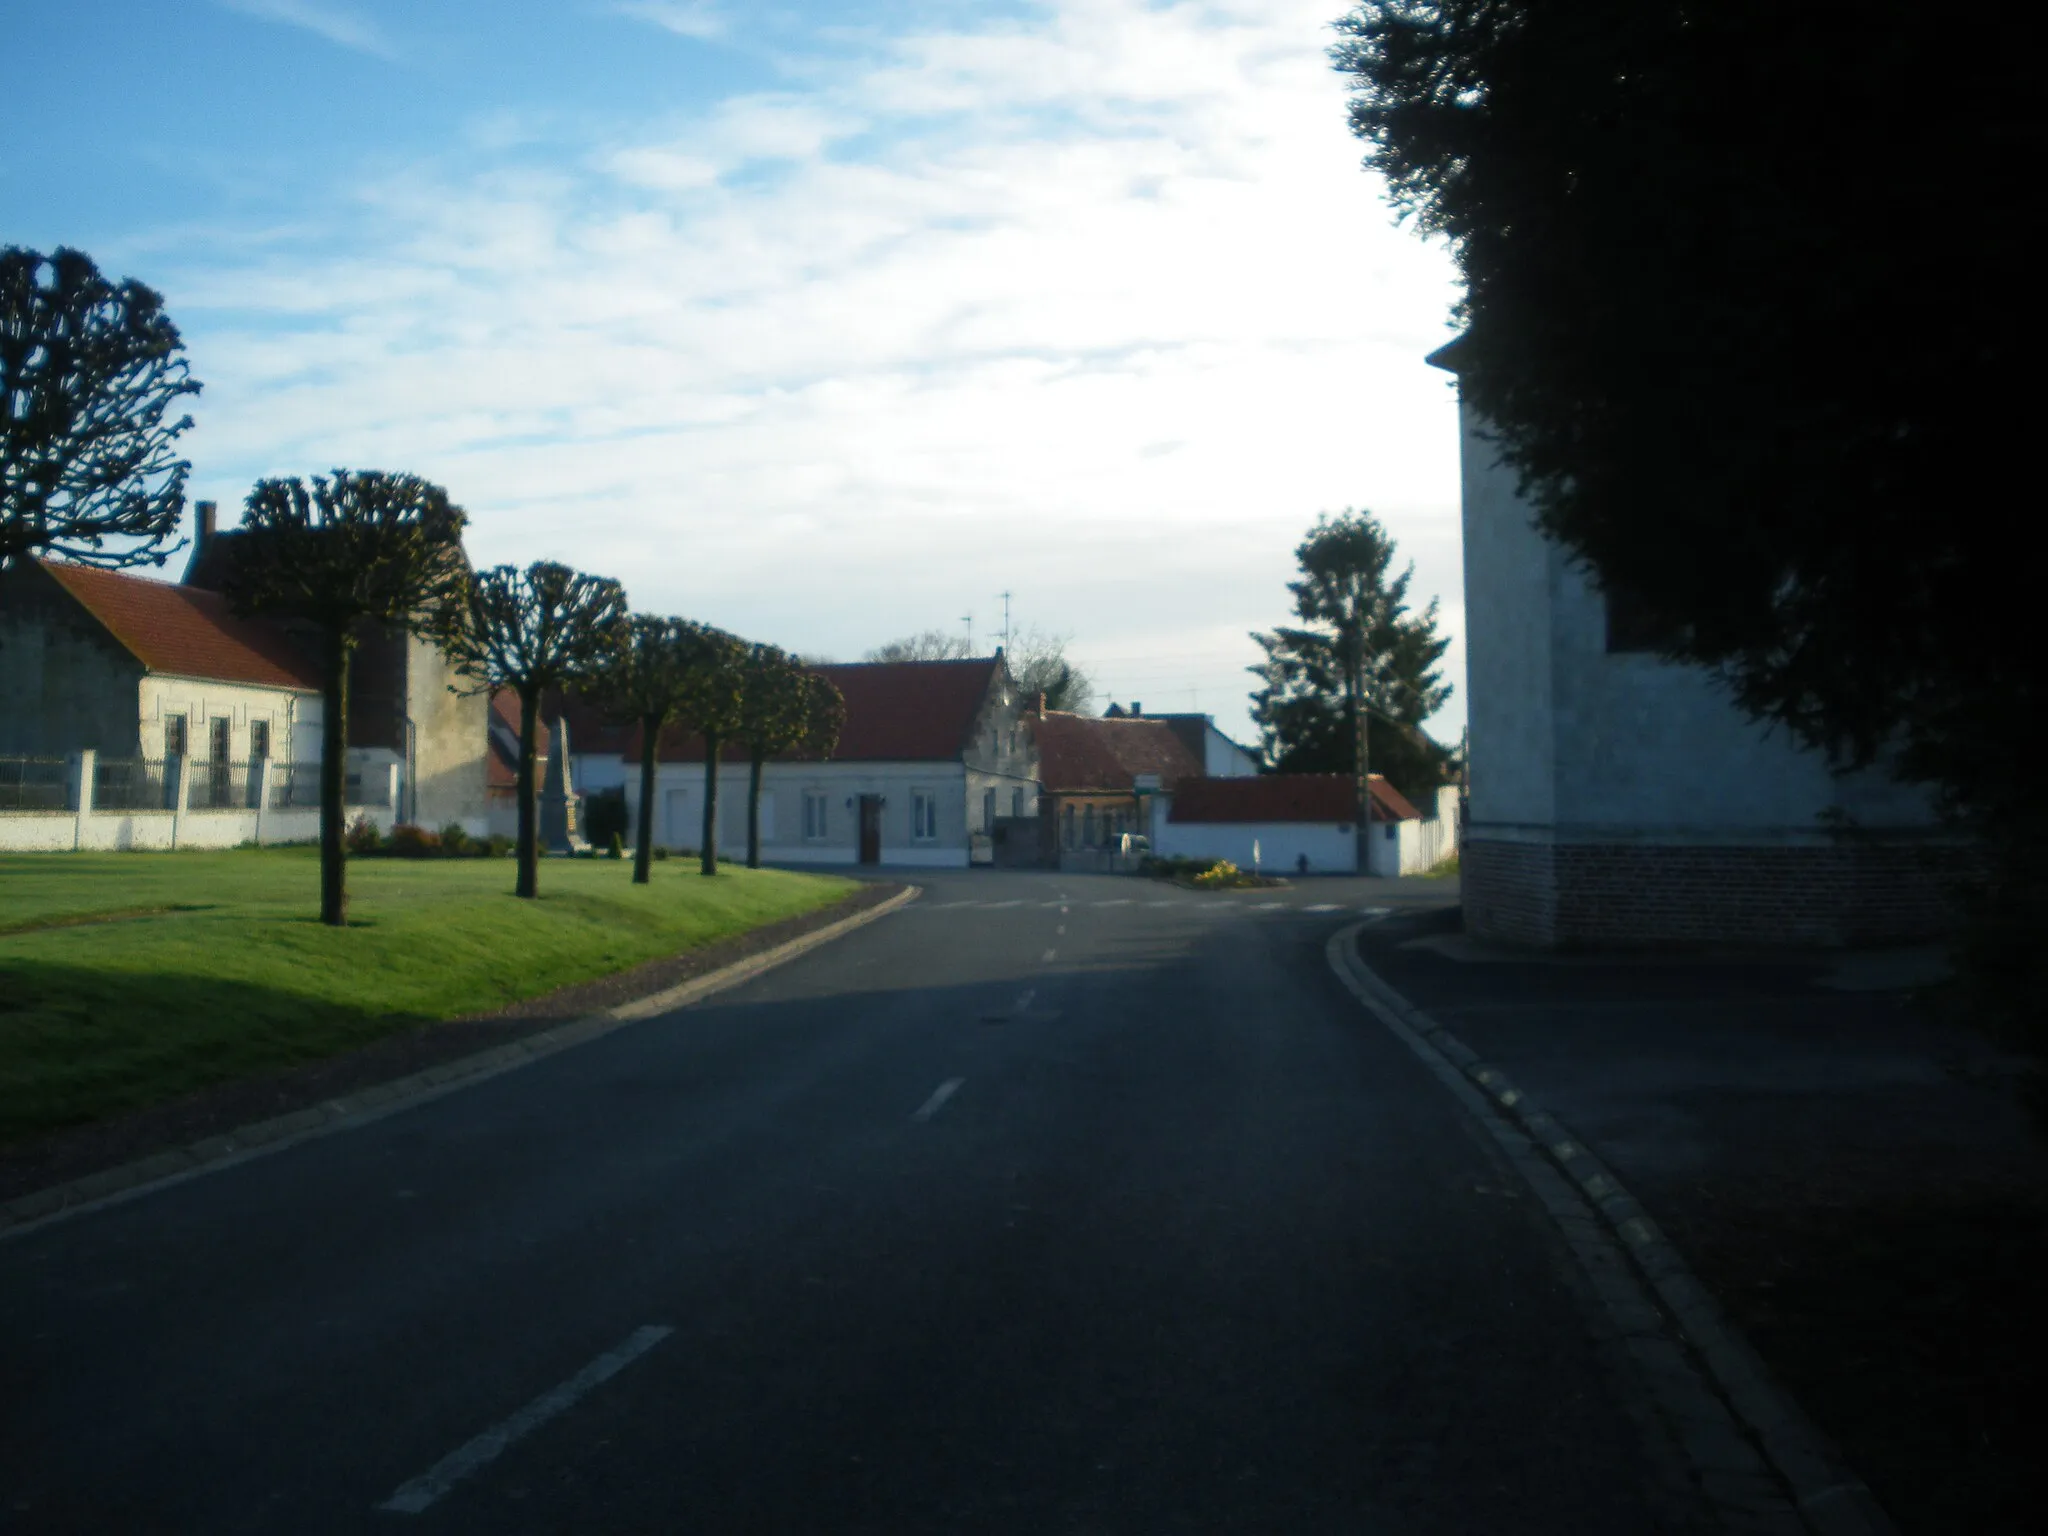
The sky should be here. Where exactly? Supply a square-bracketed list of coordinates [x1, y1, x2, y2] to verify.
[1, 0, 1467, 749]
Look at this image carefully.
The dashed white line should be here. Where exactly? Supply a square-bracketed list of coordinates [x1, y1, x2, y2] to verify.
[1014, 988, 1036, 1011]
[378, 1325, 674, 1514]
[980, 900, 1022, 909]
[1041, 948, 1058, 963]
[1056, 924, 1066, 935]
[1094, 899, 1134, 907]
[1304, 903, 1341, 913]
[913, 1077, 965, 1121]
[1360, 906, 1393, 917]
[1252, 901, 1286, 910]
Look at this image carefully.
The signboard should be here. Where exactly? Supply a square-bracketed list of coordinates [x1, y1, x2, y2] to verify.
[1133, 773, 1162, 792]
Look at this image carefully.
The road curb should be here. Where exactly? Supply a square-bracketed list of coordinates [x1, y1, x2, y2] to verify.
[1327, 922, 1896, 1536]
[0, 884, 922, 1242]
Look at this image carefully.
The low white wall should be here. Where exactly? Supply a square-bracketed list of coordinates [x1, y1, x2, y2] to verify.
[0, 805, 397, 852]
[1156, 820, 1359, 875]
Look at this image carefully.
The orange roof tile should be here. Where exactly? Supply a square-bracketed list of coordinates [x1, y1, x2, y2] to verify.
[39, 560, 322, 692]
[1031, 712, 1202, 793]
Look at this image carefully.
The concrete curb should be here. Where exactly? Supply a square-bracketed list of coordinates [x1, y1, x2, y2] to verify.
[1327, 922, 1896, 1536]
[0, 884, 922, 1242]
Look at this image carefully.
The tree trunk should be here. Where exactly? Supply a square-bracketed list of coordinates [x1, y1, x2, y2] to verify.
[699, 730, 720, 876]
[1347, 623, 1371, 872]
[634, 713, 659, 885]
[516, 683, 540, 899]
[746, 751, 764, 869]
[319, 629, 352, 927]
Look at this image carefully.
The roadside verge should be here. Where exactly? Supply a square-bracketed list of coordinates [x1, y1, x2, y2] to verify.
[0, 883, 921, 1240]
[1327, 921, 1895, 1536]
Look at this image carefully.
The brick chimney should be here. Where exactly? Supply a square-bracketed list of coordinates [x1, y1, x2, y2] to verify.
[1035, 691, 1047, 714]
[195, 500, 216, 549]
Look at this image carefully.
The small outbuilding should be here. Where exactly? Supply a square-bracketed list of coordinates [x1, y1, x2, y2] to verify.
[1154, 772, 1454, 876]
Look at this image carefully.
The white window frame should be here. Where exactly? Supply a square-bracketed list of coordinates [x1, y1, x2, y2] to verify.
[911, 787, 939, 842]
[803, 788, 829, 841]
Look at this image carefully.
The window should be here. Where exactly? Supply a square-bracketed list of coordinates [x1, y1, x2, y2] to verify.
[911, 788, 938, 842]
[1083, 805, 1097, 845]
[983, 788, 996, 832]
[249, 720, 271, 759]
[803, 790, 829, 841]
[163, 714, 187, 758]
[1063, 804, 1076, 848]
[209, 717, 231, 763]
[1011, 788, 1024, 818]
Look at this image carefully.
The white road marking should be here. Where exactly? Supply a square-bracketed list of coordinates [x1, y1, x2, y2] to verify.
[981, 900, 1022, 909]
[1094, 899, 1134, 907]
[1041, 948, 1058, 962]
[1056, 924, 1066, 935]
[933, 901, 981, 909]
[913, 1077, 966, 1121]
[1146, 900, 1177, 908]
[378, 1325, 674, 1514]
[1015, 989, 1036, 1011]
[1360, 906, 1393, 917]
[1304, 903, 1341, 913]
[1040, 901, 1064, 908]
[1253, 901, 1286, 910]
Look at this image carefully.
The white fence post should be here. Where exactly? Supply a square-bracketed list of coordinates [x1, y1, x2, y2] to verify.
[255, 758, 275, 845]
[385, 763, 402, 818]
[69, 749, 95, 851]
[168, 753, 190, 849]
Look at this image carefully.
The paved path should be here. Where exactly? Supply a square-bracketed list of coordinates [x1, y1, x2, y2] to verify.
[1, 871, 1705, 1532]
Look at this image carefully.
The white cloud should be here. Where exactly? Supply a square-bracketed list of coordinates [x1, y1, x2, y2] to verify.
[165, 0, 1467, 744]
[215, 0, 396, 58]
[611, 1, 724, 41]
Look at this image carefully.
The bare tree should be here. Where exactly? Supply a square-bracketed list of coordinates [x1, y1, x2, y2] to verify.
[221, 471, 470, 926]
[1006, 625, 1094, 714]
[442, 563, 629, 898]
[2, 246, 201, 570]
[864, 629, 972, 662]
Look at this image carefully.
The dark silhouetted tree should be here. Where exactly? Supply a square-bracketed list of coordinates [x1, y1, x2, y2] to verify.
[1331, 1, 2041, 1021]
[221, 471, 469, 926]
[676, 626, 749, 876]
[1007, 625, 1095, 714]
[1249, 511, 1453, 809]
[734, 647, 845, 869]
[441, 562, 629, 899]
[595, 615, 720, 885]
[2, 246, 201, 570]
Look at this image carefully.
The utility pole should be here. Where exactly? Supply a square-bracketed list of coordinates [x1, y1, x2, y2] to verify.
[1345, 617, 1372, 872]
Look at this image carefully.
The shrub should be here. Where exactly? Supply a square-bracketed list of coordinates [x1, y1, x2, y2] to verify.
[439, 822, 472, 856]
[582, 787, 629, 850]
[607, 831, 625, 860]
[485, 834, 515, 857]
[344, 815, 382, 856]
[652, 846, 669, 862]
[1192, 859, 1242, 888]
[387, 823, 443, 858]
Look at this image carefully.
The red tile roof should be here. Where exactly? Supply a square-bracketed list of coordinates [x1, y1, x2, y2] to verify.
[1032, 712, 1202, 793]
[487, 688, 549, 791]
[38, 560, 322, 692]
[1168, 773, 1420, 825]
[556, 657, 1004, 764]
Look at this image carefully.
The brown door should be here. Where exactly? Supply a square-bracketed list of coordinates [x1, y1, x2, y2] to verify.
[858, 794, 882, 865]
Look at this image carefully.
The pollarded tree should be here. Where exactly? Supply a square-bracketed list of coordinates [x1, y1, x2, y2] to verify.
[1, 246, 201, 571]
[733, 647, 846, 869]
[441, 562, 630, 899]
[675, 626, 750, 876]
[1248, 511, 1453, 810]
[596, 615, 723, 885]
[221, 471, 470, 927]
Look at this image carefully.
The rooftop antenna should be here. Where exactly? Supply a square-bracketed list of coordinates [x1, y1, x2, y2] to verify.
[961, 612, 973, 653]
[999, 590, 1012, 654]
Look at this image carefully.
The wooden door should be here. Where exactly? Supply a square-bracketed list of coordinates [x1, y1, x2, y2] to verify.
[858, 794, 882, 865]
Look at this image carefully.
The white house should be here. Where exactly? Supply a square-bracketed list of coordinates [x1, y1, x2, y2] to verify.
[566, 655, 1040, 868]
[1431, 338, 1949, 945]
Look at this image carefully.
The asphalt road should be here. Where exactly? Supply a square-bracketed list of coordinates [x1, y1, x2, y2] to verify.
[1, 870, 1704, 1533]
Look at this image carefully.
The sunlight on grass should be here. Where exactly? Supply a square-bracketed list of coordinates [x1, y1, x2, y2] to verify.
[0, 849, 854, 1141]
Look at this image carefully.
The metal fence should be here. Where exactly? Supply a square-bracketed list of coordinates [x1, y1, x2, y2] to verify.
[268, 762, 322, 809]
[93, 757, 172, 812]
[0, 756, 70, 812]
[187, 759, 264, 811]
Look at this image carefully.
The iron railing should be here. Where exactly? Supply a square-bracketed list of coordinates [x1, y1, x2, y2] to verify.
[0, 757, 70, 812]
[187, 760, 263, 811]
[92, 757, 172, 812]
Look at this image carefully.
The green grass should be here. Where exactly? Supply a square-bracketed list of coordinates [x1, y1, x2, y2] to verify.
[1422, 851, 1461, 878]
[0, 848, 854, 1143]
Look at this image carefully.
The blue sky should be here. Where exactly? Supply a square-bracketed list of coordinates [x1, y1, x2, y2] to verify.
[3, 0, 1465, 746]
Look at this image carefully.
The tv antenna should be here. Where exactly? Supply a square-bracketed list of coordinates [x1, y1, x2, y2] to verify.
[998, 590, 1012, 654]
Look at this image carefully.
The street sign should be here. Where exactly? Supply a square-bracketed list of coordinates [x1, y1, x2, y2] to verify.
[1133, 773, 1161, 792]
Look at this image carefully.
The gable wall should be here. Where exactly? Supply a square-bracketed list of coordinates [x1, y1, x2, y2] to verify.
[0, 563, 148, 756]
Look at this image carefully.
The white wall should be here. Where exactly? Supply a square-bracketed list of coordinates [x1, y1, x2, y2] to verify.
[0, 804, 397, 852]
[1202, 725, 1261, 777]
[596, 757, 974, 867]
[138, 676, 318, 763]
[1155, 819, 1359, 875]
[1459, 400, 1935, 846]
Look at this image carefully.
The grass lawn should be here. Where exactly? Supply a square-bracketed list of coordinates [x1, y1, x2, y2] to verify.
[0, 848, 854, 1144]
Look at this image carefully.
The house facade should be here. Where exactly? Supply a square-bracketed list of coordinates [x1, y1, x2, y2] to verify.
[1153, 773, 1454, 876]
[1433, 341, 1949, 946]
[1031, 708, 1203, 867]
[182, 501, 489, 833]
[567, 655, 1040, 868]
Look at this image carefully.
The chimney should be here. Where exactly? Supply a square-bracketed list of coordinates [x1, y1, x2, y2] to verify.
[1035, 691, 1047, 714]
[1131, 701, 1141, 716]
[195, 500, 216, 550]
